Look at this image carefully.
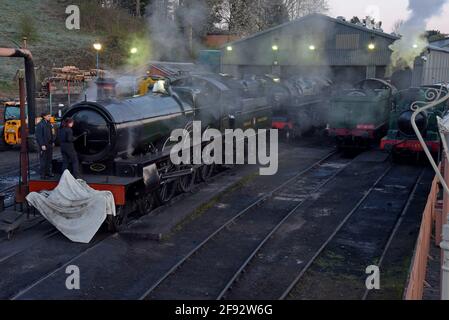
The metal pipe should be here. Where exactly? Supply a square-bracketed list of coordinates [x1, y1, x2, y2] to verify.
[96, 51, 99, 76]
[0, 48, 37, 134]
[13, 77, 30, 205]
[19, 77, 29, 186]
[16, 77, 29, 205]
[0, 47, 35, 205]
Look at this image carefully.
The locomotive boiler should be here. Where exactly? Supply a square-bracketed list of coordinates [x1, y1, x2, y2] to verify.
[66, 92, 194, 164]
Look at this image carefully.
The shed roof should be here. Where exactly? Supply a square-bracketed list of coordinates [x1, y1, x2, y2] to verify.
[222, 13, 400, 48]
[430, 38, 449, 49]
[428, 45, 449, 54]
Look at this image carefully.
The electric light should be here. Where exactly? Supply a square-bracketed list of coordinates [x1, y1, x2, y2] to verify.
[93, 43, 102, 51]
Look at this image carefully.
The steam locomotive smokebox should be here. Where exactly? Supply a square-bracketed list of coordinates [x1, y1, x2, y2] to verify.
[96, 78, 117, 101]
[398, 111, 428, 136]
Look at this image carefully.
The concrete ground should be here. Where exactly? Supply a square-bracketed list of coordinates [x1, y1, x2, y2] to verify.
[0, 137, 435, 300]
[423, 242, 442, 300]
[0, 147, 61, 192]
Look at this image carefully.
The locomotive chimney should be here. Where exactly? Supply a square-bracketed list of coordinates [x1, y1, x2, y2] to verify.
[95, 77, 118, 101]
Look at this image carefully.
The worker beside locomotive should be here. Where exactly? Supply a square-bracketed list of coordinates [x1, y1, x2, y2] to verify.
[35, 112, 56, 179]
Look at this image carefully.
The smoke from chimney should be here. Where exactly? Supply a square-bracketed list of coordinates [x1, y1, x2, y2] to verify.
[389, 0, 447, 72]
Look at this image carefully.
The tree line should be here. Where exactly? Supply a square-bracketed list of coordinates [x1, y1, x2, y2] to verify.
[57, 0, 328, 63]
[98, 0, 329, 35]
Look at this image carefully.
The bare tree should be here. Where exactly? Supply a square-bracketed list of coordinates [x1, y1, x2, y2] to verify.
[392, 19, 404, 35]
[136, 0, 141, 16]
[284, 0, 329, 19]
[212, 0, 329, 35]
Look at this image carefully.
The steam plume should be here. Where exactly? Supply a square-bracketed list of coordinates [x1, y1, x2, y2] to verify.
[389, 0, 447, 72]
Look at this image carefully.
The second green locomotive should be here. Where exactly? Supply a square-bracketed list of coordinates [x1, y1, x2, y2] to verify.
[327, 78, 397, 149]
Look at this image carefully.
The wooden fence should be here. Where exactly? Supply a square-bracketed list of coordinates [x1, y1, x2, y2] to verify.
[404, 161, 447, 299]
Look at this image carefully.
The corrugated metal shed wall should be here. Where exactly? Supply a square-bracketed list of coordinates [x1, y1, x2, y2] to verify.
[221, 15, 396, 68]
[422, 50, 449, 85]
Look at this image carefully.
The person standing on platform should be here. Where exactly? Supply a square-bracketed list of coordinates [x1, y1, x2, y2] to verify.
[59, 118, 81, 179]
[36, 112, 55, 180]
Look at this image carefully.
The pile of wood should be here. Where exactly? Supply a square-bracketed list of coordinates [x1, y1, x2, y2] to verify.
[36, 66, 105, 98]
[50, 66, 99, 82]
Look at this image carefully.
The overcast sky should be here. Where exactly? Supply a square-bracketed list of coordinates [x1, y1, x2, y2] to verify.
[328, 0, 449, 33]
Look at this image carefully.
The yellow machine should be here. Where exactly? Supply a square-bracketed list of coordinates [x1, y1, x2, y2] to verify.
[137, 75, 164, 96]
[1, 101, 56, 150]
[2, 101, 21, 147]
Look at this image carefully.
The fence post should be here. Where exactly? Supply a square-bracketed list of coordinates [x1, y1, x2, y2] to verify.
[441, 224, 449, 300]
[442, 158, 449, 300]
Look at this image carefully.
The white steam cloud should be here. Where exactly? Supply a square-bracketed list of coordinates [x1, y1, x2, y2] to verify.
[389, 0, 447, 71]
[146, 1, 208, 61]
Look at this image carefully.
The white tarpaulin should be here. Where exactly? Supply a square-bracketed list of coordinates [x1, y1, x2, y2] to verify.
[26, 170, 116, 243]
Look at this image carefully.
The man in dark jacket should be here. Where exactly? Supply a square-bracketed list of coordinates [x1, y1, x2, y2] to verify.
[36, 112, 55, 179]
[59, 118, 81, 178]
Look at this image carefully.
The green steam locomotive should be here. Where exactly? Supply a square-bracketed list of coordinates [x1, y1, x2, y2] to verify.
[381, 85, 449, 158]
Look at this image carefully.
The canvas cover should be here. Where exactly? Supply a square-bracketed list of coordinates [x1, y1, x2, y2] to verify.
[26, 170, 116, 243]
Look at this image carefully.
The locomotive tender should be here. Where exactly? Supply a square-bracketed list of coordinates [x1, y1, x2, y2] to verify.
[29, 73, 272, 230]
[327, 78, 397, 149]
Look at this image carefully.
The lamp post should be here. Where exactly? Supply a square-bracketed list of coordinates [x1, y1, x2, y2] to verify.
[130, 48, 138, 94]
[93, 42, 102, 76]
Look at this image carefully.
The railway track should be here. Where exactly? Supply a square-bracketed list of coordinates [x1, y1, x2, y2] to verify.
[6, 149, 337, 299]
[0, 165, 232, 274]
[4, 146, 425, 300]
[0, 160, 45, 208]
[361, 168, 426, 300]
[215, 155, 352, 300]
[280, 165, 425, 300]
[6, 148, 335, 299]
[140, 151, 348, 299]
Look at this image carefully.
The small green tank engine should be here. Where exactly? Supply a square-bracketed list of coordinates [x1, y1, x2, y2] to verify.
[381, 85, 449, 157]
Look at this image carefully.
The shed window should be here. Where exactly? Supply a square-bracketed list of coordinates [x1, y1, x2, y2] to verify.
[336, 34, 360, 50]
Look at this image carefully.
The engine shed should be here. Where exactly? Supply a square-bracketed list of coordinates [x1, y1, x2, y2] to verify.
[220, 13, 399, 84]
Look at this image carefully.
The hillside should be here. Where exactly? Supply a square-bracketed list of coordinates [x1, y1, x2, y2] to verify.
[0, 0, 145, 98]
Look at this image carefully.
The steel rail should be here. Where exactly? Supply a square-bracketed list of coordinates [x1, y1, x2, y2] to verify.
[216, 156, 353, 300]
[361, 168, 426, 300]
[279, 164, 393, 300]
[139, 150, 338, 299]
[9, 164, 248, 299]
